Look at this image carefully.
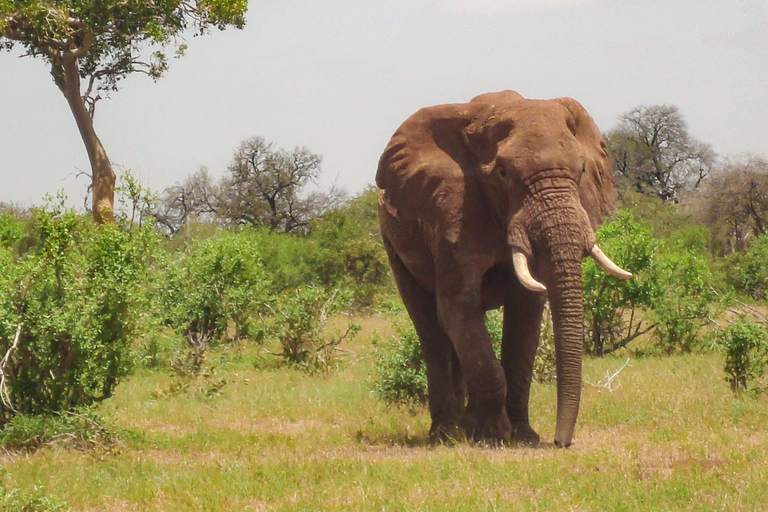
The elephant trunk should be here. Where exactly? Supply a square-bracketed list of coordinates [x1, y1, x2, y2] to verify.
[508, 186, 596, 448]
[548, 257, 585, 447]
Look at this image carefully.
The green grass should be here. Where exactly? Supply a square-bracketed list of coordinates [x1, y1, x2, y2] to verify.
[2, 317, 768, 511]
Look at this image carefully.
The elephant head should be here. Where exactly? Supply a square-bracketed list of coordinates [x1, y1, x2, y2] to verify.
[377, 91, 630, 446]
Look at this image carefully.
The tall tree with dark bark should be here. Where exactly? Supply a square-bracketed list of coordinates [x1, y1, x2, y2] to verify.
[0, 0, 248, 223]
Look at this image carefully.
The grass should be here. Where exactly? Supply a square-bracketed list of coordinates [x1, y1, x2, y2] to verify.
[2, 315, 768, 511]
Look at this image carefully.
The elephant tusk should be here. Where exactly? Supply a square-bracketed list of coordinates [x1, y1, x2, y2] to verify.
[589, 244, 633, 280]
[512, 250, 547, 293]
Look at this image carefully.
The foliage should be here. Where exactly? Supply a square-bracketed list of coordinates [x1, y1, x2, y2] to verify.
[0, 480, 67, 512]
[309, 186, 393, 308]
[162, 229, 268, 347]
[606, 105, 715, 202]
[0, 203, 158, 424]
[372, 322, 427, 405]
[650, 247, 718, 354]
[0, 408, 126, 452]
[264, 287, 360, 371]
[583, 210, 658, 355]
[717, 317, 768, 392]
[735, 234, 768, 301]
[0, 0, 247, 106]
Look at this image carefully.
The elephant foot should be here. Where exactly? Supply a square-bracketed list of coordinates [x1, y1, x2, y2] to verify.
[429, 420, 463, 444]
[511, 423, 540, 445]
[460, 404, 511, 443]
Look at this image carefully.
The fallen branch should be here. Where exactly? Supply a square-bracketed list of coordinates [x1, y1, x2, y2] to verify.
[585, 358, 631, 393]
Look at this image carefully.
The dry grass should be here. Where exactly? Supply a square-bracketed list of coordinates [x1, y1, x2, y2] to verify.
[2, 315, 768, 511]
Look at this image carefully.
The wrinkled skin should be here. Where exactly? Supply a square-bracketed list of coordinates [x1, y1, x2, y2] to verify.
[376, 91, 622, 447]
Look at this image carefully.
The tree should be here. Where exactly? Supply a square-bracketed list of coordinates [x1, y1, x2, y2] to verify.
[217, 136, 346, 233]
[606, 105, 716, 203]
[153, 166, 220, 235]
[583, 210, 658, 356]
[693, 154, 768, 254]
[0, 1, 248, 223]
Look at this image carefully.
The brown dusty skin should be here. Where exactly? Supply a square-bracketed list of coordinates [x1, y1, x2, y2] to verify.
[377, 90, 626, 447]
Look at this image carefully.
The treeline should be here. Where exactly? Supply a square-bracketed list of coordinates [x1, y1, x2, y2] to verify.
[2, 105, 768, 429]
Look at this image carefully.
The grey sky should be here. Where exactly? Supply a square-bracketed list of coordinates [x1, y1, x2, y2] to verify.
[1, 0, 766, 207]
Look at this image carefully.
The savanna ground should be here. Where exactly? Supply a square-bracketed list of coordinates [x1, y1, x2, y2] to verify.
[2, 315, 767, 512]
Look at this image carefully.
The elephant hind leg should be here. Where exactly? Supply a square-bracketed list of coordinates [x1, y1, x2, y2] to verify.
[383, 239, 464, 441]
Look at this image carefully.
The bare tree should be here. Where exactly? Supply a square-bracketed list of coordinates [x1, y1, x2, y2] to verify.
[693, 154, 768, 254]
[153, 167, 220, 235]
[217, 137, 346, 233]
[606, 105, 716, 202]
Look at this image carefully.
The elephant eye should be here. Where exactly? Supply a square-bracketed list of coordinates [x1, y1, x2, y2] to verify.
[497, 167, 507, 178]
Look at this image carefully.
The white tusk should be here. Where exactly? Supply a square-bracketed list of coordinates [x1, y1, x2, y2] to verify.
[512, 250, 547, 293]
[590, 244, 633, 280]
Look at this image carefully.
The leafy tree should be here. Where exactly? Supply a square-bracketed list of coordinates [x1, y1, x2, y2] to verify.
[0, 1, 248, 223]
[583, 210, 658, 356]
[650, 248, 718, 354]
[217, 136, 346, 233]
[606, 105, 716, 202]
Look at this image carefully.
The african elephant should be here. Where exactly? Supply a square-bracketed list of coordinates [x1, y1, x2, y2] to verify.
[376, 90, 631, 447]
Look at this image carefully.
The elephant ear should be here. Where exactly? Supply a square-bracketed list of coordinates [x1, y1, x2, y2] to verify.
[376, 102, 484, 219]
[555, 97, 615, 230]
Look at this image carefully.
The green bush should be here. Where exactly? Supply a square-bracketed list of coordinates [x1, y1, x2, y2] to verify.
[650, 249, 718, 354]
[583, 210, 658, 355]
[373, 308, 556, 406]
[717, 317, 768, 392]
[162, 230, 268, 345]
[737, 234, 768, 300]
[264, 287, 359, 370]
[309, 187, 392, 309]
[0, 205, 157, 423]
[372, 323, 427, 405]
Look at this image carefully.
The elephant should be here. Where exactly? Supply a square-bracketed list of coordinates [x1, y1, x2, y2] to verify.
[376, 90, 631, 447]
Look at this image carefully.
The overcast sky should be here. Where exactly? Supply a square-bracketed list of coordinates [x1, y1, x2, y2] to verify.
[1, 0, 766, 207]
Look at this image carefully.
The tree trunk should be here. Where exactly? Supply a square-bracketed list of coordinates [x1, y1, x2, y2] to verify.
[60, 53, 115, 224]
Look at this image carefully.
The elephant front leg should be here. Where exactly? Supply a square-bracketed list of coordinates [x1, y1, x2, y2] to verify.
[501, 283, 546, 444]
[437, 294, 511, 442]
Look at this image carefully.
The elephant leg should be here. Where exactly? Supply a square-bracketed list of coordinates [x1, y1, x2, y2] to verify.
[383, 241, 463, 440]
[501, 279, 546, 444]
[436, 284, 511, 441]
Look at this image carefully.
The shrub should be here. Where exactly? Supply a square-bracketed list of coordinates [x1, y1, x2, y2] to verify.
[373, 307, 556, 406]
[309, 187, 392, 309]
[0, 205, 157, 424]
[717, 317, 768, 392]
[583, 210, 658, 355]
[162, 230, 268, 346]
[650, 249, 718, 354]
[264, 287, 360, 370]
[372, 323, 427, 405]
[737, 234, 768, 300]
